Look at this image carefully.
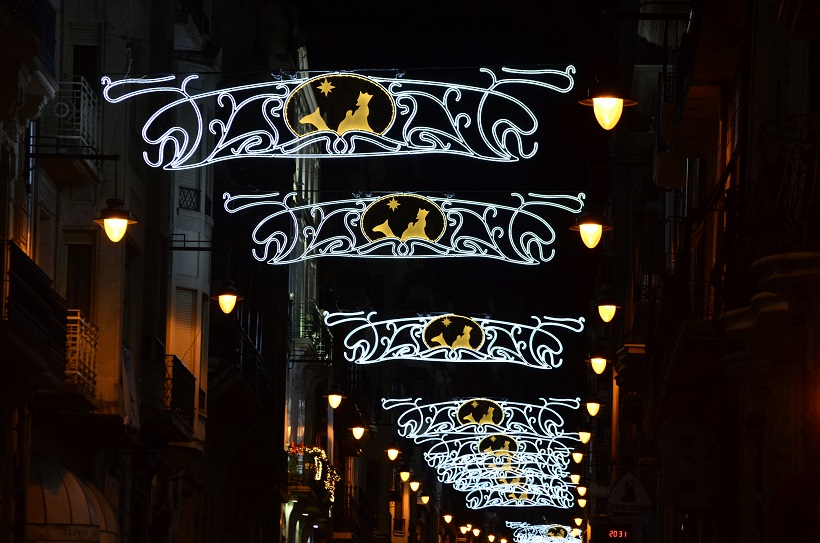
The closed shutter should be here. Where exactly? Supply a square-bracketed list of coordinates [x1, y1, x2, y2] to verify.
[170, 287, 196, 370]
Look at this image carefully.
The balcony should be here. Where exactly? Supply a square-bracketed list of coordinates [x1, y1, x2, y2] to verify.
[334, 485, 377, 543]
[139, 349, 196, 444]
[289, 300, 333, 363]
[35, 76, 103, 186]
[0, 240, 67, 388]
[209, 321, 276, 412]
[287, 444, 339, 511]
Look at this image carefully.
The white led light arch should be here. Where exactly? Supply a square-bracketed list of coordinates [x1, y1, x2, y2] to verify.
[101, 66, 575, 168]
[381, 397, 583, 508]
[324, 311, 585, 368]
[506, 522, 582, 543]
[223, 192, 585, 265]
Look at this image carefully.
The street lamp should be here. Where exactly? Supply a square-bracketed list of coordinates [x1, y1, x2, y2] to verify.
[327, 384, 344, 409]
[386, 443, 401, 461]
[409, 479, 421, 492]
[586, 350, 609, 375]
[211, 280, 244, 314]
[420, 493, 430, 504]
[572, 451, 584, 463]
[570, 213, 611, 249]
[399, 467, 412, 482]
[595, 290, 620, 323]
[443, 514, 453, 524]
[585, 399, 602, 417]
[472, 528, 481, 538]
[578, 430, 592, 444]
[94, 198, 137, 242]
[460, 526, 469, 535]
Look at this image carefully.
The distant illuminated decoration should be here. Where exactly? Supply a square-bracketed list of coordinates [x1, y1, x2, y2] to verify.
[382, 397, 583, 508]
[325, 311, 584, 369]
[101, 66, 575, 168]
[223, 192, 585, 265]
[506, 522, 582, 543]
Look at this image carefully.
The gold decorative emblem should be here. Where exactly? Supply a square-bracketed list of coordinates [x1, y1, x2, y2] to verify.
[362, 194, 446, 243]
[478, 434, 518, 457]
[422, 314, 484, 350]
[457, 398, 504, 426]
[285, 74, 394, 136]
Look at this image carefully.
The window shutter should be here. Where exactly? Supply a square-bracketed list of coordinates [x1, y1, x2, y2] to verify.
[170, 287, 196, 370]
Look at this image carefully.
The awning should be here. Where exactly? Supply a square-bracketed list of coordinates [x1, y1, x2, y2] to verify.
[26, 454, 119, 543]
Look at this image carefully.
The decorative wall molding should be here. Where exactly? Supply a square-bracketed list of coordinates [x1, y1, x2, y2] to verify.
[101, 66, 576, 168]
[325, 310, 584, 368]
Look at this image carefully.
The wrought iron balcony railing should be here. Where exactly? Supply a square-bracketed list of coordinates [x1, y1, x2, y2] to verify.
[178, 186, 201, 212]
[1, 240, 67, 373]
[289, 300, 333, 362]
[65, 309, 97, 396]
[164, 355, 196, 430]
[39, 76, 102, 155]
[209, 322, 276, 411]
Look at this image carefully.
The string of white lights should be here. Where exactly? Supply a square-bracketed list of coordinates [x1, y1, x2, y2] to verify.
[506, 522, 583, 543]
[324, 310, 584, 367]
[222, 192, 585, 265]
[381, 397, 581, 508]
[101, 67, 575, 168]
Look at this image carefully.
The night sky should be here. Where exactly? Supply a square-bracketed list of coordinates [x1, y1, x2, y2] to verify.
[295, 0, 615, 525]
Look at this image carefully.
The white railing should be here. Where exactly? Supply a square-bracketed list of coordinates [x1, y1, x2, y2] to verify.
[40, 76, 102, 154]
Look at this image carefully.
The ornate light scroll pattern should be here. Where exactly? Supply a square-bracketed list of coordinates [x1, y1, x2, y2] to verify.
[325, 311, 584, 369]
[101, 66, 575, 168]
[223, 192, 585, 265]
[381, 397, 582, 508]
[506, 522, 582, 543]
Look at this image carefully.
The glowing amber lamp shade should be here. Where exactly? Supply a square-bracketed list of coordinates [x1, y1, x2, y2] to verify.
[460, 527, 469, 535]
[93, 199, 137, 243]
[572, 452, 584, 464]
[570, 473, 581, 484]
[589, 356, 607, 375]
[386, 444, 400, 461]
[578, 431, 591, 444]
[598, 303, 618, 323]
[577, 485, 587, 497]
[577, 498, 587, 508]
[580, 96, 637, 130]
[586, 401, 601, 417]
[443, 514, 453, 524]
[409, 480, 421, 492]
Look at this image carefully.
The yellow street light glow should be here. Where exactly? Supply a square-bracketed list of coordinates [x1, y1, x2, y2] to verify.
[577, 498, 587, 508]
[598, 303, 617, 322]
[351, 425, 365, 440]
[586, 401, 601, 417]
[386, 444, 400, 461]
[443, 514, 453, 524]
[576, 485, 587, 497]
[399, 469, 411, 482]
[420, 494, 430, 504]
[570, 214, 611, 249]
[573, 517, 584, 527]
[572, 452, 584, 463]
[488, 535, 496, 542]
[409, 480, 421, 492]
[589, 355, 607, 375]
[578, 431, 591, 444]
[570, 473, 581, 484]
[460, 526, 469, 535]
[94, 199, 137, 242]
[472, 528, 481, 537]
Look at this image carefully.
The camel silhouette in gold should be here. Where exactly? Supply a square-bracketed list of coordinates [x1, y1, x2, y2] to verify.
[371, 208, 432, 242]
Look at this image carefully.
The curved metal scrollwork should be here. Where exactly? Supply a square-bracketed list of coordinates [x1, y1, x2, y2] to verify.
[506, 522, 582, 543]
[101, 67, 575, 167]
[324, 311, 584, 369]
[223, 192, 584, 265]
[382, 397, 582, 508]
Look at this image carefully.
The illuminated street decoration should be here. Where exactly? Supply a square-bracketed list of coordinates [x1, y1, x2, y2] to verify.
[101, 66, 575, 168]
[287, 443, 341, 502]
[506, 522, 582, 543]
[325, 311, 584, 369]
[223, 192, 585, 265]
[382, 397, 582, 508]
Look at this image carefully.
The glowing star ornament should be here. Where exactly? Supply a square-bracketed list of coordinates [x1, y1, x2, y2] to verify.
[101, 67, 575, 168]
[223, 192, 585, 266]
[324, 311, 585, 369]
